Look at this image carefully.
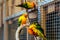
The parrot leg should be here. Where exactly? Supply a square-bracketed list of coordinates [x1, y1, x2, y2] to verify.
[34, 36, 37, 40]
[37, 37, 40, 40]
[34, 36, 43, 40]
[34, 36, 40, 40]
[39, 38, 43, 40]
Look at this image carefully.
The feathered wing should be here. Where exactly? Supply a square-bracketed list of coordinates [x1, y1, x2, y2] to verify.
[18, 16, 22, 27]
[31, 23, 47, 40]
[18, 15, 27, 27]
[35, 23, 47, 40]
[18, 20, 21, 27]
[16, 2, 35, 9]
[37, 29, 47, 40]
[35, 23, 44, 34]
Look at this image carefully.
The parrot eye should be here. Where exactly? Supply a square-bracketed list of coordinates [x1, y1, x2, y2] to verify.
[25, 14, 28, 18]
[25, 16, 27, 18]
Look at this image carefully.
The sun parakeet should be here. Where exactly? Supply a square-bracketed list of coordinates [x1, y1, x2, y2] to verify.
[28, 23, 47, 40]
[16, 2, 35, 9]
[18, 13, 28, 26]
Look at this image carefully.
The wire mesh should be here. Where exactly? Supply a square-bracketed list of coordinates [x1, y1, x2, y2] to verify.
[46, 12, 58, 40]
[46, 2, 60, 40]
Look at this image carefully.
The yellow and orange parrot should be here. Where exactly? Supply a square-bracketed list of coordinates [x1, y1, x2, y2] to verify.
[16, 13, 28, 40]
[16, 2, 35, 9]
[18, 13, 28, 26]
[28, 23, 47, 40]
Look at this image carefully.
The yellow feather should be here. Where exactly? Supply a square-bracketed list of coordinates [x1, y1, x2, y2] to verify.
[18, 15, 27, 25]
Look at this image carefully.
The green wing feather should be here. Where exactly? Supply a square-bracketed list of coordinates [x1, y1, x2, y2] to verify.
[18, 16, 22, 27]
[36, 23, 47, 40]
[22, 2, 30, 9]
[32, 22, 47, 40]
[34, 23, 44, 34]
[18, 20, 21, 27]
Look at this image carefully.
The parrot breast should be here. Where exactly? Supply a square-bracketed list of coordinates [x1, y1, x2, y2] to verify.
[28, 23, 45, 37]
[21, 17, 27, 24]
[18, 15, 27, 26]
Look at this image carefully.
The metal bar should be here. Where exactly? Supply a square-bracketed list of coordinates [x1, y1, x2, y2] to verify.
[0, 0, 3, 27]
[5, 8, 37, 21]
[27, 27, 28, 40]
[3, 0, 8, 40]
[37, 0, 41, 24]
[5, 10, 26, 21]
[38, 0, 54, 6]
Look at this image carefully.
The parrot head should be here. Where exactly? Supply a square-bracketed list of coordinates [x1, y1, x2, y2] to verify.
[22, 13, 28, 18]
[16, 2, 36, 9]
[31, 2, 35, 7]
[27, 2, 35, 9]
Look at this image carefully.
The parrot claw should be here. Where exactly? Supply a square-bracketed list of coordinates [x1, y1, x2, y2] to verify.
[26, 23, 30, 26]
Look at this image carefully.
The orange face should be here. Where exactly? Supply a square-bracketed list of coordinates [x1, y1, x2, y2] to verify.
[23, 13, 28, 18]
[21, 18, 27, 24]
[21, 13, 28, 24]
[28, 28, 38, 36]
[28, 28, 34, 35]
[31, 2, 35, 8]
[26, 2, 35, 8]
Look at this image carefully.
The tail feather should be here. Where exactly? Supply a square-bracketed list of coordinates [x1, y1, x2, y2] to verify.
[43, 34, 47, 40]
[16, 5, 23, 7]
[43, 38, 47, 40]
[43, 37, 47, 40]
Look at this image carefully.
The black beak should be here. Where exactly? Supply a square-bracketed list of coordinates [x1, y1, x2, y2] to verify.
[16, 5, 23, 7]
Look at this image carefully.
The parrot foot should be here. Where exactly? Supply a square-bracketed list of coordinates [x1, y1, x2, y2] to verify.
[34, 36, 43, 40]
